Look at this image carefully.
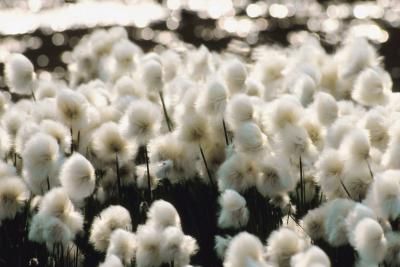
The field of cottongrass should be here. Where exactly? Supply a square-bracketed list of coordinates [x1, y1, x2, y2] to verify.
[0, 26, 400, 267]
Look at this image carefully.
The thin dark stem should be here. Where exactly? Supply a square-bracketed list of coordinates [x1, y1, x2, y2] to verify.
[76, 131, 80, 152]
[70, 127, 73, 154]
[115, 153, 122, 202]
[47, 176, 51, 191]
[199, 144, 214, 186]
[340, 179, 353, 200]
[144, 145, 152, 203]
[299, 155, 305, 213]
[31, 88, 36, 102]
[222, 118, 229, 146]
[366, 158, 374, 180]
[159, 91, 173, 132]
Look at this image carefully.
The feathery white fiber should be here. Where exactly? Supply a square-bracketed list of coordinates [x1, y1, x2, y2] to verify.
[290, 246, 331, 267]
[0, 177, 29, 223]
[364, 169, 400, 220]
[42, 216, 73, 249]
[384, 231, 400, 267]
[271, 96, 303, 130]
[352, 67, 392, 107]
[302, 207, 327, 241]
[256, 155, 294, 197]
[22, 132, 60, 194]
[339, 128, 370, 161]
[315, 149, 345, 200]
[59, 153, 95, 201]
[218, 189, 249, 229]
[215, 235, 232, 259]
[90, 205, 132, 252]
[56, 89, 88, 130]
[351, 218, 387, 264]
[336, 37, 378, 79]
[178, 111, 210, 145]
[323, 198, 355, 246]
[234, 122, 268, 155]
[0, 160, 16, 178]
[40, 119, 72, 154]
[92, 121, 137, 163]
[223, 58, 247, 94]
[39, 187, 84, 236]
[113, 76, 143, 98]
[147, 200, 181, 230]
[14, 121, 40, 155]
[197, 77, 228, 117]
[345, 203, 376, 239]
[226, 94, 254, 130]
[325, 117, 354, 148]
[99, 255, 124, 267]
[266, 227, 308, 267]
[142, 59, 163, 93]
[120, 99, 160, 145]
[313, 92, 338, 126]
[136, 224, 162, 267]
[217, 153, 258, 193]
[224, 232, 268, 267]
[106, 229, 137, 265]
[4, 53, 36, 95]
[361, 108, 389, 150]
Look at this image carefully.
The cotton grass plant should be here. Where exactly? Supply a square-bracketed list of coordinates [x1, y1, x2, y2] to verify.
[2, 26, 400, 267]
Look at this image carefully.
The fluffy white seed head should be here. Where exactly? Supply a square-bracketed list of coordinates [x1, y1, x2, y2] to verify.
[14, 121, 40, 155]
[0, 177, 29, 222]
[147, 200, 181, 230]
[223, 58, 247, 94]
[5, 53, 36, 95]
[340, 129, 370, 161]
[39, 187, 84, 236]
[40, 119, 72, 154]
[324, 198, 355, 246]
[120, 99, 160, 145]
[43, 216, 73, 249]
[142, 59, 163, 93]
[271, 96, 303, 130]
[197, 77, 228, 116]
[217, 153, 258, 193]
[266, 227, 308, 267]
[290, 246, 331, 267]
[107, 229, 137, 265]
[234, 122, 267, 155]
[313, 92, 338, 126]
[352, 218, 387, 263]
[226, 94, 254, 131]
[90, 205, 132, 252]
[302, 207, 327, 241]
[215, 235, 232, 259]
[92, 122, 137, 163]
[218, 190, 249, 229]
[136, 224, 162, 267]
[352, 67, 392, 107]
[365, 170, 400, 220]
[99, 255, 124, 267]
[315, 149, 345, 200]
[22, 132, 60, 194]
[56, 89, 88, 130]
[224, 232, 267, 267]
[59, 153, 95, 201]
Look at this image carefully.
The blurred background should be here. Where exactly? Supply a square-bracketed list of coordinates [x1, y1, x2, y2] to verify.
[1, 0, 400, 90]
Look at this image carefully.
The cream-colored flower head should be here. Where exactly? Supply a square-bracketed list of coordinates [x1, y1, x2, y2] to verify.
[59, 153, 95, 201]
[224, 232, 267, 267]
[0, 177, 29, 223]
[92, 121, 137, 163]
[5, 53, 36, 95]
[352, 67, 392, 107]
